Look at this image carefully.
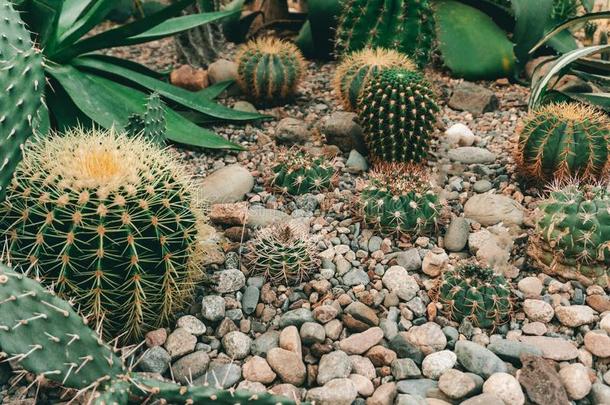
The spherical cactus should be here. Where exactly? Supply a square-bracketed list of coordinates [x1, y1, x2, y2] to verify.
[335, 0, 435, 67]
[271, 149, 336, 195]
[358, 68, 439, 163]
[0, 128, 207, 342]
[433, 263, 513, 329]
[528, 182, 610, 287]
[516, 103, 610, 183]
[235, 37, 306, 106]
[333, 48, 416, 112]
[246, 222, 316, 286]
[360, 163, 440, 236]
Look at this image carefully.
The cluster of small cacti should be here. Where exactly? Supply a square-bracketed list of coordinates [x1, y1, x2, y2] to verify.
[528, 183, 610, 288]
[271, 148, 336, 195]
[333, 48, 416, 111]
[334, 0, 435, 67]
[360, 163, 440, 236]
[235, 37, 306, 106]
[0, 264, 297, 405]
[358, 68, 439, 163]
[125, 92, 167, 145]
[0, 127, 206, 342]
[246, 222, 317, 286]
[433, 263, 513, 329]
[516, 102, 609, 183]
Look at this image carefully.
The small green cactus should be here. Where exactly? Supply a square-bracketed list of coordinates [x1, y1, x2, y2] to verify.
[601, 30, 610, 61]
[246, 222, 316, 286]
[516, 103, 609, 183]
[528, 183, 610, 288]
[334, 0, 435, 67]
[434, 263, 513, 329]
[126, 92, 167, 145]
[551, 0, 578, 21]
[333, 48, 416, 112]
[358, 68, 439, 164]
[236, 37, 306, 106]
[0, 127, 206, 342]
[584, 22, 598, 45]
[360, 163, 440, 236]
[271, 149, 336, 195]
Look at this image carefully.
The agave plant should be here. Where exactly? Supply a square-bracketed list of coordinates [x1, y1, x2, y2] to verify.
[8, 0, 266, 149]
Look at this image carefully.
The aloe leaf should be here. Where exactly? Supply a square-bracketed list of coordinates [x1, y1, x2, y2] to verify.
[512, 0, 553, 71]
[56, 0, 118, 48]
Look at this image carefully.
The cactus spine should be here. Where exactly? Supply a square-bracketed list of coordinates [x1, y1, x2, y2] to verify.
[516, 103, 610, 183]
[0, 128, 206, 342]
[333, 48, 416, 111]
[360, 163, 440, 236]
[334, 0, 435, 67]
[246, 222, 317, 286]
[236, 37, 306, 106]
[271, 148, 336, 195]
[358, 68, 439, 163]
[528, 183, 610, 287]
[126, 92, 167, 145]
[0, 1, 45, 201]
[433, 263, 513, 329]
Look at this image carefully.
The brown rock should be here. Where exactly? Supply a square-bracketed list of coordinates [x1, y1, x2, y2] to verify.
[279, 325, 302, 356]
[518, 355, 569, 405]
[243, 356, 276, 384]
[343, 314, 372, 332]
[269, 383, 303, 401]
[313, 305, 339, 324]
[261, 283, 277, 304]
[164, 328, 196, 360]
[586, 295, 610, 313]
[519, 336, 578, 361]
[366, 382, 397, 405]
[339, 327, 384, 355]
[224, 226, 250, 242]
[584, 331, 610, 358]
[344, 301, 379, 326]
[209, 202, 248, 225]
[170, 65, 208, 91]
[145, 328, 167, 347]
[366, 345, 397, 367]
[267, 348, 306, 386]
[215, 318, 238, 338]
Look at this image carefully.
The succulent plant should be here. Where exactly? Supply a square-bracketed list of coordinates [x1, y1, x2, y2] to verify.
[0, 264, 297, 404]
[334, 0, 435, 67]
[246, 222, 316, 286]
[236, 37, 306, 106]
[516, 103, 610, 183]
[0, 127, 206, 342]
[433, 263, 513, 329]
[551, 0, 579, 21]
[360, 163, 440, 236]
[271, 149, 336, 195]
[126, 92, 167, 145]
[358, 68, 439, 164]
[333, 48, 416, 111]
[528, 183, 610, 287]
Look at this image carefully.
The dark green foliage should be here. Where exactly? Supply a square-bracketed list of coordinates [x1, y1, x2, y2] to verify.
[358, 68, 439, 164]
[516, 102, 609, 183]
[236, 37, 306, 105]
[126, 92, 167, 145]
[360, 163, 439, 236]
[334, 0, 435, 67]
[435, 264, 513, 329]
[271, 149, 335, 195]
[529, 183, 610, 287]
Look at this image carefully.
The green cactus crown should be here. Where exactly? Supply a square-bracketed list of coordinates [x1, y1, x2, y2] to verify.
[434, 263, 513, 330]
[271, 148, 336, 195]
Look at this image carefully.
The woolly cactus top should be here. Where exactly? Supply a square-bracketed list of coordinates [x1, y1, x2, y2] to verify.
[367, 162, 434, 195]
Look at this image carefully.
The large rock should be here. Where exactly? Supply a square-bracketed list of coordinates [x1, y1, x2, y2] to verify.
[555, 305, 597, 327]
[242, 356, 276, 384]
[455, 341, 507, 379]
[464, 193, 524, 226]
[199, 165, 254, 204]
[559, 363, 591, 400]
[275, 118, 311, 145]
[321, 112, 366, 153]
[447, 147, 496, 164]
[487, 339, 543, 366]
[448, 82, 499, 116]
[422, 350, 457, 379]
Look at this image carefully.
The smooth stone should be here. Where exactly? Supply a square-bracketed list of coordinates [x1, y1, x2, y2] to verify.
[317, 351, 352, 385]
[199, 164, 254, 204]
[233, 100, 257, 113]
[445, 123, 475, 146]
[279, 308, 314, 328]
[482, 373, 525, 405]
[422, 350, 457, 379]
[443, 217, 469, 252]
[519, 336, 578, 361]
[275, 118, 311, 145]
[448, 147, 496, 164]
[172, 351, 210, 384]
[198, 362, 241, 388]
[395, 248, 422, 271]
[222, 331, 251, 359]
[464, 193, 524, 226]
[343, 268, 370, 286]
[559, 363, 591, 400]
[176, 315, 206, 336]
[201, 295, 226, 322]
[207, 59, 238, 83]
[345, 150, 369, 173]
[448, 82, 499, 116]
[438, 369, 477, 399]
[305, 378, 358, 405]
[473, 179, 492, 193]
[522, 299, 554, 323]
[251, 330, 280, 357]
[350, 373, 374, 397]
[338, 327, 384, 355]
[554, 305, 597, 327]
[487, 339, 543, 366]
[391, 358, 422, 380]
[138, 346, 171, 374]
[242, 355, 276, 384]
[322, 112, 366, 153]
[344, 302, 379, 326]
[246, 207, 290, 228]
[266, 348, 306, 386]
[164, 328, 196, 360]
[396, 379, 438, 397]
[404, 323, 447, 355]
[300, 322, 326, 345]
[242, 286, 260, 315]
[459, 393, 505, 405]
[212, 269, 246, 293]
[454, 341, 507, 379]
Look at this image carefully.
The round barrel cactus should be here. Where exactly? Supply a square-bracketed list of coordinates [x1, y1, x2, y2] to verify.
[516, 102, 609, 183]
[246, 222, 316, 286]
[235, 37, 306, 106]
[358, 68, 439, 163]
[360, 163, 440, 236]
[528, 183, 610, 287]
[0, 128, 206, 342]
[271, 148, 336, 195]
[434, 263, 513, 329]
[333, 48, 415, 111]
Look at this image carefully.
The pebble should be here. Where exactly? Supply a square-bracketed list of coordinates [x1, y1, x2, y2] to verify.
[554, 304, 597, 327]
[444, 217, 469, 252]
[421, 248, 449, 277]
[251, 330, 280, 357]
[344, 302, 379, 326]
[338, 327, 384, 355]
[454, 341, 507, 379]
[212, 269, 246, 293]
[280, 326, 302, 355]
[138, 346, 171, 374]
[200, 362, 241, 388]
[305, 378, 358, 405]
[482, 373, 525, 405]
[199, 164, 254, 204]
[438, 369, 477, 399]
[279, 308, 314, 328]
[464, 193, 524, 226]
[351, 355, 377, 379]
[246, 207, 290, 227]
[519, 336, 579, 361]
[266, 348, 306, 386]
[345, 150, 369, 173]
[473, 179, 492, 193]
[601, 313, 610, 333]
[164, 328, 196, 360]
[445, 123, 475, 146]
[317, 351, 352, 385]
[176, 315, 206, 336]
[396, 379, 438, 397]
[521, 321, 547, 335]
[584, 330, 610, 357]
[382, 266, 419, 301]
[222, 331, 251, 360]
[522, 299, 554, 323]
[349, 374, 374, 397]
[404, 323, 447, 355]
[486, 339, 543, 365]
[172, 351, 210, 384]
[242, 356, 276, 384]
[322, 112, 366, 153]
[207, 59, 238, 83]
[391, 358, 422, 380]
[448, 147, 496, 164]
[313, 305, 339, 324]
[343, 268, 370, 286]
[422, 350, 457, 379]
[300, 322, 326, 344]
[395, 249, 422, 271]
[201, 295, 226, 322]
[518, 355, 570, 404]
[559, 363, 591, 400]
[460, 393, 504, 405]
[517, 277, 543, 298]
[275, 118, 311, 145]
[448, 82, 499, 116]
[368, 382, 397, 405]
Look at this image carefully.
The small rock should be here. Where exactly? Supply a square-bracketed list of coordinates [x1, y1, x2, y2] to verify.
[438, 369, 477, 399]
[522, 322, 547, 336]
[367, 382, 397, 405]
[170, 64, 208, 91]
[242, 286, 260, 315]
[404, 323, 447, 355]
[519, 336, 578, 361]
[242, 356, 276, 384]
[207, 59, 238, 83]
[350, 373, 375, 397]
[200, 362, 241, 388]
[366, 345, 398, 366]
[236, 380, 266, 393]
[460, 393, 504, 405]
[421, 248, 449, 277]
[448, 147, 496, 164]
[444, 217, 469, 252]
[351, 355, 377, 379]
[164, 328, 196, 360]
[275, 118, 311, 145]
[318, 351, 352, 385]
[321, 112, 366, 153]
[584, 330, 610, 357]
[313, 305, 339, 324]
[269, 383, 303, 401]
[300, 322, 326, 344]
[391, 358, 422, 380]
[445, 123, 475, 146]
[517, 277, 543, 298]
[522, 299, 554, 323]
[422, 350, 457, 379]
[448, 82, 499, 116]
[233, 101, 257, 113]
[172, 351, 210, 384]
[555, 305, 596, 327]
[339, 327, 384, 355]
[559, 363, 591, 400]
[473, 180, 492, 193]
[464, 193, 524, 226]
[395, 249, 422, 271]
[176, 315, 206, 336]
[209, 202, 248, 225]
[343, 268, 370, 286]
[455, 341, 507, 379]
[201, 295, 226, 322]
[266, 348, 306, 386]
[199, 164, 254, 204]
[145, 328, 167, 347]
[487, 339, 543, 366]
[396, 379, 438, 398]
[344, 302, 379, 326]
[601, 313, 610, 333]
[138, 346, 171, 374]
[591, 383, 610, 404]
[213, 269, 246, 293]
[482, 373, 524, 405]
[251, 330, 280, 357]
[280, 325, 302, 355]
[305, 378, 358, 405]
[222, 331, 251, 360]
[345, 150, 369, 173]
[382, 266, 419, 301]
[279, 308, 314, 328]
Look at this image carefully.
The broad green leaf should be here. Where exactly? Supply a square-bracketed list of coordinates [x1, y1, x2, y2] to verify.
[302, 0, 341, 59]
[44, 80, 93, 131]
[573, 57, 610, 74]
[17, 0, 62, 48]
[45, 64, 243, 150]
[73, 56, 266, 121]
[198, 81, 234, 100]
[57, 0, 96, 34]
[434, 0, 515, 80]
[56, 0, 118, 49]
[547, 29, 578, 54]
[75, 54, 167, 80]
[512, 0, 553, 71]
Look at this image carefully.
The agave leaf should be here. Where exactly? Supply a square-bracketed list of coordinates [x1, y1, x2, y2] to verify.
[563, 92, 610, 111]
[512, 0, 553, 71]
[198, 81, 234, 100]
[56, 0, 118, 49]
[16, 0, 62, 48]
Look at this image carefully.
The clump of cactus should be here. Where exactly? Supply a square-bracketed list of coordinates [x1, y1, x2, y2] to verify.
[246, 222, 316, 286]
[333, 48, 416, 111]
[125, 92, 167, 145]
[0, 264, 296, 405]
[235, 37, 306, 106]
[0, 127, 206, 342]
[433, 263, 513, 329]
[528, 182, 610, 287]
[271, 148, 336, 195]
[358, 68, 439, 164]
[334, 0, 435, 67]
[360, 163, 440, 236]
[516, 102, 609, 183]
